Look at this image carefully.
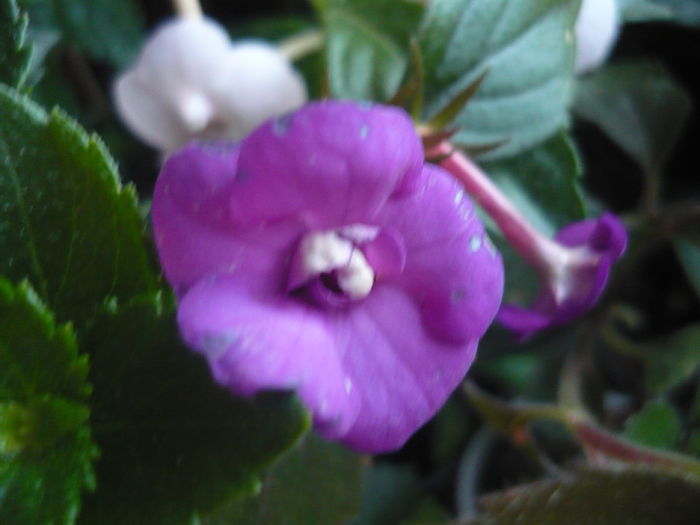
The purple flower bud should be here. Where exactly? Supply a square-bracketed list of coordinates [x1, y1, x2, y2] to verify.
[497, 212, 627, 339]
[151, 101, 504, 452]
[431, 143, 627, 341]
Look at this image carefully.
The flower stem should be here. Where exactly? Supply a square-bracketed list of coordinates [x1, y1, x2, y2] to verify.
[171, 0, 203, 19]
[431, 141, 569, 271]
[278, 29, 325, 61]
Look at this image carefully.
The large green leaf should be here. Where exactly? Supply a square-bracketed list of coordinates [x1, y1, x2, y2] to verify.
[420, 0, 580, 159]
[313, 0, 424, 101]
[0, 85, 158, 327]
[0, 0, 31, 87]
[575, 61, 691, 176]
[203, 434, 363, 525]
[0, 278, 96, 525]
[78, 294, 310, 525]
[470, 466, 700, 524]
[24, 0, 145, 67]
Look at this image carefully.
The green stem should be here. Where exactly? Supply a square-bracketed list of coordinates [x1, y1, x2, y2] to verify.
[278, 29, 325, 61]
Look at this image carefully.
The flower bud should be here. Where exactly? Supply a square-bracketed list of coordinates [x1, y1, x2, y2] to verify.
[114, 17, 307, 152]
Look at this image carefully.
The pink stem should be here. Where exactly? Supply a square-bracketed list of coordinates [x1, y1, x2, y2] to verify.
[432, 141, 568, 273]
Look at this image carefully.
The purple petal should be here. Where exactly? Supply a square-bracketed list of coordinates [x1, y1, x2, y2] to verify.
[499, 212, 627, 338]
[177, 276, 360, 437]
[152, 142, 304, 296]
[327, 286, 479, 452]
[179, 276, 479, 453]
[362, 227, 407, 278]
[228, 101, 423, 229]
[496, 303, 556, 340]
[378, 165, 504, 345]
[556, 212, 627, 259]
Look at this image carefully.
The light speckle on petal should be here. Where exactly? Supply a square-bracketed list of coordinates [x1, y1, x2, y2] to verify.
[469, 235, 482, 252]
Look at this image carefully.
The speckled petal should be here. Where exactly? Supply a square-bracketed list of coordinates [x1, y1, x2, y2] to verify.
[177, 277, 360, 437]
[326, 286, 479, 452]
[152, 142, 305, 296]
[377, 165, 504, 345]
[229, 101, 423, 229]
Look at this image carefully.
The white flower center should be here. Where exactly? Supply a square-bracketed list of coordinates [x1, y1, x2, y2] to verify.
[298, 230, 375, 299]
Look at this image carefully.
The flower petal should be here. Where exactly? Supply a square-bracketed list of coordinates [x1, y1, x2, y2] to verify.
[177, 277, 360, 437]
[114, 70, 189, 151]
[498, 212, 627, 339]
[137, 18, 233, 91]
[496, 303, 555, 340]
[229, 101, 423, 228]
[378, 165, 504, 345]
[556, 212, 627, 259]
[211, 42, 308, 139]
[327, 286, 479, 452]
[152, 143, 304, 296]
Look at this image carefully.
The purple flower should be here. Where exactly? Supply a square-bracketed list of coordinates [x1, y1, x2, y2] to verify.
[497, 213, 627, 339]
[431, 143, 628, 341]
[152, 101, 504, 452]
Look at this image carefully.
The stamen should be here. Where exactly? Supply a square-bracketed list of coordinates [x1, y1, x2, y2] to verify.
[337, 250, 374, 299]
[288, 229, 376, 300]
[300, 231, 353, 275]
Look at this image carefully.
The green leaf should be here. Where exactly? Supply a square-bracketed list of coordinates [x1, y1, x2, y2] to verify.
[619, 0, 674, 23]
[0, 0, 31, 87]
[623, 399, 682, 450]
[471, 466, 700, 525]
[0, 278, 96, 525]
[624, 0, 700, 26]
[0, 84, 158, 327]
[658, 0, 700, 25]
[78, 294, 310, 525]
[203, 434, 363, 525]
[675, 239, 700, 300]
[313, 0, 424, 101]
[643, 324, 700, 394]
[347, 464, 424, 525]
[419, 0, 580, 160]
[484, 132, 585, 237]
[575, 61, 691, 175]
[24, 0, 145, 67]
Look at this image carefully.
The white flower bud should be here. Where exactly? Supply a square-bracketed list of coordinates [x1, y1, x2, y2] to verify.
[575, 0, 620, 74]
[114, 17, 307, 152]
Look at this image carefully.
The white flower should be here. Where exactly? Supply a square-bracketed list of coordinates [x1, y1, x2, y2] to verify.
[575, 0, 620, 74]
[114, 17, 307, 152]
